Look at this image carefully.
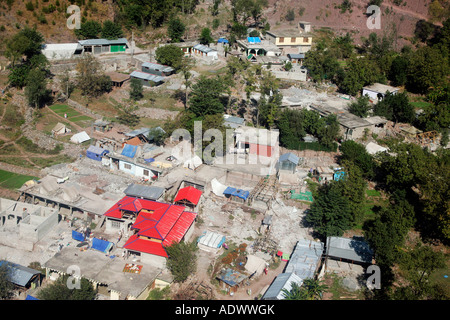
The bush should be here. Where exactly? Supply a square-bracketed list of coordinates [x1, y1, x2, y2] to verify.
[285, 9, 295, 21]
[25, 1, 34, 11]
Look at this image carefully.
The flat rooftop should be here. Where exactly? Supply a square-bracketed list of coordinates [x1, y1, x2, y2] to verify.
[44, 246, 161, 298]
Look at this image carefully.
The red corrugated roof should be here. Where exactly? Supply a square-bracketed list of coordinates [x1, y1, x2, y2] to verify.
[163, 211, 197, 246]
[174, 186, 202, 206]
[123, 235, 168, 257]
[124, 136, 142, 146]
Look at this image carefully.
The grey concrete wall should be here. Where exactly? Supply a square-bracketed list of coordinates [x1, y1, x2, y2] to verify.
[141, 252, 166, 269]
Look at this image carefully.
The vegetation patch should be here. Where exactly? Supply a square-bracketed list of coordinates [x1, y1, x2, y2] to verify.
[0, 169, 38, 190]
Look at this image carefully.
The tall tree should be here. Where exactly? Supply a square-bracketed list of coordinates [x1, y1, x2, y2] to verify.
[155, 44, 184, 70]
[75, 20, 102, 39]
[25, 68, 51, 108]
[5, 26, 44, 65]
[101, 20, 123, 40]
[76, 55, 112, 97]
[168, 18, 186, 43]
[199, 27, 214, 46]
[188, 76, 226, 117]
[129, 78, 143, 101]
[373, 92, 415, 124]
[165, 240, 198, 283]
[0, 262, 14, 300]
[348, 95, 371, 118]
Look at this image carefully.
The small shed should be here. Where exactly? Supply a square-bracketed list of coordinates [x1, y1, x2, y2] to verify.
[244, 255, 267, 277]
[287, 53, 305, 64]
[192, 44, 218, 59]
[278, 152, 300, 173]
[93, 119, 112, 133]
[326, 236, 374, 265]
[362, 83, 399, 102]
[106, 71, 130, 87]
[130, 71, 164, 87]
[141, 62, 175, 77]
[70, 131, 90, 144]
[216, 268, 248, 294]
[197, 230, 226, 252]
[86, 145, 109, 161]
[174, 186, 202, 209]
[223, 187, 250, 204]
[0, 261, 42, 289]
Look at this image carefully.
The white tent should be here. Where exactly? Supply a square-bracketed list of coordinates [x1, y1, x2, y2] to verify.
[365, 142, 388, 155]
[197, 230, 225, 252]
[245, 255, 267, 277]
[183, 155, 202, 170]
[52, 122, 69, 135]
[70, 131, 91, 144]
[211, 178, 227, 197]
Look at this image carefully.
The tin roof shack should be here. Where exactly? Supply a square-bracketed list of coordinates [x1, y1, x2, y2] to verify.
[0, 261, 42, 291]
[124, 184, 165, 201]
[43, 245, 162, 300]
[171, 41, 198, 57]
[192, 44, 218, 59]
[325, 236, 374, 265]
[277, 153, 300, 174]
[94, 119, 112, 133]
[362, 83, 399, 102]
[130, 71, 164, 87]
[141, 62, 175, 77]
[78, 38, 129, 54]
[287, 53, 305, 64]
[86, 145, 110, 162]
[216, 268, 248, 295]
[262, 272, 303, 300]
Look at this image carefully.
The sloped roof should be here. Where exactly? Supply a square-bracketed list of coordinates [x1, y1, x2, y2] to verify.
[125, 136, 142, 146]
[284, 239, 323, 280]
[130, 71, 164, 83]
[87, 145, 107, 155]
[142, 62, 174, 73]
[198, 230, 226, 248]
[123, 234, 168, 257]
[70, 131, 90, 143]
[279, 152, 300, 165]
[121, 144, 138, 158]
[262, 272, 302, 300]
[223, 187, 250, 200]
[0, 261, 41, 287]
[193, 44, 217, 53]
[174, 186, 202, 206]
[78, 38, 128, 46]
[326, 236, 373, 264]
[247, 37, 261, 43]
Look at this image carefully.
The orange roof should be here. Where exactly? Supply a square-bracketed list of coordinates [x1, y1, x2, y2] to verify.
[125, 136, 142, 146]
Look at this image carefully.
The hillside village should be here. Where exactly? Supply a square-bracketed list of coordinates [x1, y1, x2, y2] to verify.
[0, 0, 449, 303]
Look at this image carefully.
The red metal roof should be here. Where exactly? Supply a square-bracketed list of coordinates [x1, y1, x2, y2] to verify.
[123, 235, 168, 258]
[163, 211, 197, 247]
[174, 186, 202, 206]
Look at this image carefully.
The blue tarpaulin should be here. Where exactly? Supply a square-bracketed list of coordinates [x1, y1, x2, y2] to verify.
[247, 37, 261, 43]
[86, 145, 109, 161]
[144, 158, 155, 163]
[121, 144, 138, 158]
[72, 230, 85, 242]
[223, 187, 249, 200]
[91, 238, 113, 253]
[26, 295, 39, 300]
[218, 37, 229, 44]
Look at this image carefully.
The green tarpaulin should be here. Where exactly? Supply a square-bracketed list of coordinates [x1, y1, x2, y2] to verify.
[290, 190, 313, 202]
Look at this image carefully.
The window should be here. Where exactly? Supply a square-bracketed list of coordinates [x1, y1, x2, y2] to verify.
[124, 163, 132, 170]
[279, 37, 284, 43]
[303, 37, 309, 43]
[143, 169, 150, 176]
[291, 37, 296, 43]
[111, 220, 121, 229]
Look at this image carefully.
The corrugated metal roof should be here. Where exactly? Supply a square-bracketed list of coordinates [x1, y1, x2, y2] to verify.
[78, 38, 128, 46]
[125, 127, 151, 137]
[0, 261, 41, 287]
[174, 186, 202, 205]
[262, 272, 302, 300]
[288, 53, 305, 59]
[326, 236, 373, 263]
[142, 62, 174, 73]
[198, 230, 225, 248]
[130, 71, 164, 83]
[193, 44, 217, 53]
[284, 239, 323, 280]
[217, 268, 247, 286]
[279, 153, 300, 165]
[124, 184, 164, 200]
[87, 145, 107, 155]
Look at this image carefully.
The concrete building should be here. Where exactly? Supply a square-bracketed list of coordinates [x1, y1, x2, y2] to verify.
[192, 44, 219, 59]
[78, 38, 129, 54]
[265, 30, 313, 54]
[232, 126, 280, 158]
[130, 71, 164, 87]
[325, 236, 374, 265]
[236, 38, 282, 57]
[141, 62, 175, 77]
[362, 83, 399, 102]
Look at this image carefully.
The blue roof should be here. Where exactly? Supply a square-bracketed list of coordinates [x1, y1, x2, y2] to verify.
[223, 187, 249, 200]
[87, 145, 108, 155]
[26, 295, 39, 300]
[247, 37, 261, 43]
[279, 153, 300, 165]
[218, 37, 229, 43]
[121, 144, 138, 158]
[91, 238, 113, 253]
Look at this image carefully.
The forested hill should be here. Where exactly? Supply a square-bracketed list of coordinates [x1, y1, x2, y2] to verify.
[0, 0, 448, 49]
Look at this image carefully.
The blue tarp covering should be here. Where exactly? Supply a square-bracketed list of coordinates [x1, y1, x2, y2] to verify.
[26, 295, 39, 300]
[223, 187, 249, 200]
[144, 158, 155, 163]
[218, 37, 229, 43]
[121, 144, 138, 158]
[247, 37, 261, 43]
[72, 230, 85, 242]
[91, 237, 113, 253]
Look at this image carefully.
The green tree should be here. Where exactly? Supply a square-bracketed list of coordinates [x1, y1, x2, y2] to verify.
[316, 114, 340, 149]
[373, 92, 415, 124]
[389, 55, 409, 87]
[337, 57, 382, 96]
[155, 44, 184, 70]
[306, 182, 353, 240]
[8, 63, 31, 88]
[348, 95, 371, 118]
[5, 26, 44, 65]
[75, 55, 112, 97]
[281, 282, 308, 300]
[285, 9, 295, 21]
[116, 104, 140, 127]
[25, 68, 51, 108]
[129, 78, 143, 101]
[165, 240, 198, 283]
[75, 20, 102, 39]
[0, 262, 14, 300]
[339, 140, 375, 179]
[199, 27, 214, 45]
[393, 242, 446, 299]
[37, 275, 96, 300]
[101, 20, 123, 40]
[189, 76, 226, 117]
[276, 109, 306, 149]
[168, 18, 186, 43]
[406, 46, 449, 94]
